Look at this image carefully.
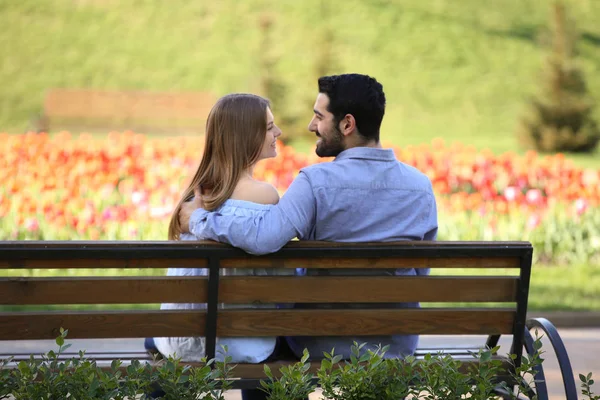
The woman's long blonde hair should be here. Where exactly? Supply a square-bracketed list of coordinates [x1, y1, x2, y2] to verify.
[168, 93, 270, 240]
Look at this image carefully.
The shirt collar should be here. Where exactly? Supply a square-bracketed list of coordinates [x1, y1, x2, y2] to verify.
[333, 146, 396, 162]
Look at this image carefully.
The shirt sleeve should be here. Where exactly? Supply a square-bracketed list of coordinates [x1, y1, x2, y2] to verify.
[188, 171, 316, 255]
[423, 193, 438, 241]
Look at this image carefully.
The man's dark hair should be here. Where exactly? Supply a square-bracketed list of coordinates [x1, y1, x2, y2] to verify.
[318, 74, 386, 142]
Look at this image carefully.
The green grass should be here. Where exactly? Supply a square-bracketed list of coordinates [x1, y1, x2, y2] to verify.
[1, 0, 600, 167]
[430, 265, 600, 311]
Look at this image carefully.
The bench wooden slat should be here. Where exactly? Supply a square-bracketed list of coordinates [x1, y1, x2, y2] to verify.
[0, 347, 487, 362]
[0, 358, 513, 380]
[0, 277, 208, 305]
[220, 256, 520, 269]
[0, 256, 520, 270]
[219, 276, 518, 303]
[0, 258, 206, 269]
[231, 357, 513, 379]
[0, 309, 515, 340]
[0, 276, 518, 305]
[217, 309, 516, 336]
[0, 311, 206, 340]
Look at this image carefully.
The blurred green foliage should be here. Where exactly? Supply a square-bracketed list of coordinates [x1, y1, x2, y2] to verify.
[1, 0, 599, 165]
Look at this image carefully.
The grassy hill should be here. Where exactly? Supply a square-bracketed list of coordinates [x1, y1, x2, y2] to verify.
[1, 0, 599, 165]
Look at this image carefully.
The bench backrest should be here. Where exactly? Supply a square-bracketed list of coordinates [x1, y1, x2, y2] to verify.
[0, 241, 533, 361]
[39, 89, 216, 133]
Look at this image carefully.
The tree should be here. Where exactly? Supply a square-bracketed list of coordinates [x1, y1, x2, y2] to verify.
[517, 1, 599, 153]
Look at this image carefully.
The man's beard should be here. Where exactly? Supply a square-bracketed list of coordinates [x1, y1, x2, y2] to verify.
[315, 125, 345, 157]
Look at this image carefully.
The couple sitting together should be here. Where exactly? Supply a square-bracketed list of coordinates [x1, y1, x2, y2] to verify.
[145, 73, 438, 400]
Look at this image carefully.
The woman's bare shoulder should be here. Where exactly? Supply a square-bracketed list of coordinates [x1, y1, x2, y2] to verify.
[230, 179, 280, 205]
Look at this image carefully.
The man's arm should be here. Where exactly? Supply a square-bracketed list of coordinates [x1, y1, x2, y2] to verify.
[184, 172, 316, 255]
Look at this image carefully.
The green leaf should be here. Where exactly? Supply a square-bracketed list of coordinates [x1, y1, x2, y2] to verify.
[264, 364, 273, 379]
[301, 349, 310, 363]
[166, 361, 176, 373]
[480, 351, 492, 363]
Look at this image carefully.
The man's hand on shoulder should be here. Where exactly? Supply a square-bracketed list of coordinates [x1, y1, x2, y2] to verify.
[179, 187, 204, 234]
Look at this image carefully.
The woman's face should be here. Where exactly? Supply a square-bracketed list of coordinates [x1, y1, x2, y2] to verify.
[259, 107, 282, 160]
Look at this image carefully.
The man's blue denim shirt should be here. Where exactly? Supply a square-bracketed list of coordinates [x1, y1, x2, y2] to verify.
[189, 146, 438, 360]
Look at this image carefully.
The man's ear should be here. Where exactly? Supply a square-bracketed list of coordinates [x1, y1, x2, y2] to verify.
[339, 114, 357, 137]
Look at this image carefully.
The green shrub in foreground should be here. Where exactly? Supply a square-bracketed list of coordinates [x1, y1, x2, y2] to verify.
[1, 329, 598, 399]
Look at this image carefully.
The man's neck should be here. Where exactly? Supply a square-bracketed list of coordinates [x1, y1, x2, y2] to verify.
[345, 140, 382, 150]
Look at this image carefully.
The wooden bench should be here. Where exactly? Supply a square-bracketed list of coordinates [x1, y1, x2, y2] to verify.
[0, 241, 578, 399]
[33, 89, 216, 134]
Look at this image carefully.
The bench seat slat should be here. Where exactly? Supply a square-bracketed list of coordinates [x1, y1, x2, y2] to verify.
[0, 358, 513, 380]
[0, 309, 515, 340]
[0, 310, 206, 340]
[0, 276, 518, 305]
[231, 357, 513, 379]
[0, 256, 519, 270]
[0, 277, 208, 305]
[220, 276, 518, 303]
[218, 309, 516, 336]
[0, 347, 488, 362]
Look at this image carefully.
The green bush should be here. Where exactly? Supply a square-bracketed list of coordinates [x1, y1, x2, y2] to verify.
[0, 328, 233, 400]
[1, 330, 599, 399]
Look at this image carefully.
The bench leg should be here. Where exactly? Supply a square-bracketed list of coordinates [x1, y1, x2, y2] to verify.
[524, 327, 549, 400]
[486, 334, 501, 349]
[241, 389, 268, 400]
[527, 317, 578, 400]
[488, 329, 549, 399]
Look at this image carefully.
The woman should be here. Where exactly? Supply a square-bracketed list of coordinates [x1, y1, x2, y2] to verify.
[145, 93, 286, 400]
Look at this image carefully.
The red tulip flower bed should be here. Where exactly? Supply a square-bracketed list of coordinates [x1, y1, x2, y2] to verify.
[2, 132, 598, 265]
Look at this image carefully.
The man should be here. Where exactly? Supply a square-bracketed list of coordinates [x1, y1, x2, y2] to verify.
[179, 73, 438, 361]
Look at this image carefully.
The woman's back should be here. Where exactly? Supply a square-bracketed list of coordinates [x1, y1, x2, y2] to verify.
[155, 180, 291, 363]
